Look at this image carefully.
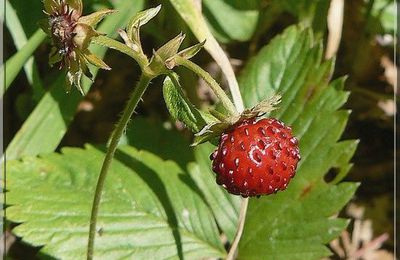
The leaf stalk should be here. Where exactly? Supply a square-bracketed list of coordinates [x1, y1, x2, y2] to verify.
[174, 56, 239, 117]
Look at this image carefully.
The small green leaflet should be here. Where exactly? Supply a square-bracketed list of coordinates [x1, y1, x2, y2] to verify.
[163, 73, 217, 133]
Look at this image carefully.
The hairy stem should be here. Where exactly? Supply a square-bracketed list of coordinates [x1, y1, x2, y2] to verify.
[174, 56, 239, 117]
[226, 198, 249, 260]
[87, 73, 153, 260]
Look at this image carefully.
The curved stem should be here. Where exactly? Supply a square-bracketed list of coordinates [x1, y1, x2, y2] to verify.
[226, 198, 249, 260]
[86, 73, 153, 260]
[93, 35, 149, 69]
[174, 56, 239, 117]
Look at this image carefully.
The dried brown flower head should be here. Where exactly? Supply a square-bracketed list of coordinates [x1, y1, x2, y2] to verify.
[41, 0, 114, 94]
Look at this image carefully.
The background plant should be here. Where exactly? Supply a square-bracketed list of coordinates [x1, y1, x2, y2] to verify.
[3, 0, 396, 259]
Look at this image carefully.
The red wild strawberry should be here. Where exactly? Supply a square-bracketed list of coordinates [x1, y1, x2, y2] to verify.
[210, 117, 300, 197]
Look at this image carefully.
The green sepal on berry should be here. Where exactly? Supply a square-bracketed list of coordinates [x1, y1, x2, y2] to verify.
[192, 94, 282, 146]
[163, 66, 283, 147]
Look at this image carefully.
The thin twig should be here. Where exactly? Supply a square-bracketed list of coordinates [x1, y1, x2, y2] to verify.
[226, 198, 249, 260]
[86, 73, 153, 260]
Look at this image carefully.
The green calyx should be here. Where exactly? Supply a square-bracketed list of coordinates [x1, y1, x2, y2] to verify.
[163, 70, 281, 146]
[192, 94, 282, 146]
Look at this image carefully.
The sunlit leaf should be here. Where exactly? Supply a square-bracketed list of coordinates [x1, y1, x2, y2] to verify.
[6, 145, 225, 259]
[237, 25, 359, 260]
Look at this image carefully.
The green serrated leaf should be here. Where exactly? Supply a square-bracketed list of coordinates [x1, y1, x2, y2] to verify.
[124, 117, 241, 243]
[122, 117, 240, 242]
[237, 25, 359, 259]
[6, 145, 225, 259]
[122, 117, 194, 170]
[163, 74, 208, 133]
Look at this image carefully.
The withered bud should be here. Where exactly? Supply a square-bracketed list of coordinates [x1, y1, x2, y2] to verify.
[41, 0, 114, 94]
